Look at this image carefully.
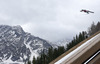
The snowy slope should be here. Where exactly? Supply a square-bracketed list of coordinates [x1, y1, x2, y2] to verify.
[56, 39, 70, 47]
[50, 39, 70, 48]
[0, 25, 52, 63]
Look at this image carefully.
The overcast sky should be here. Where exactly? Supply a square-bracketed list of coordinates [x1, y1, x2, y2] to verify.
[0, 0, 100, 42]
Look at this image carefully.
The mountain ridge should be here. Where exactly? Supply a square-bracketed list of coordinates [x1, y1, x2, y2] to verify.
[0, 25, 52, 63]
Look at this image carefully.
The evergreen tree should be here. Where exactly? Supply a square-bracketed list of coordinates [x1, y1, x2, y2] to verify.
[66, 31, 88, 50]
[95, 22, 100, 32]
[47, 47, 53, 63]
[88, 22, 100, 36]
[32, 56, 36, 64]
[27, 31, 88, 64]
[53, 48, 58, 59]
[27, 61, 31, 64]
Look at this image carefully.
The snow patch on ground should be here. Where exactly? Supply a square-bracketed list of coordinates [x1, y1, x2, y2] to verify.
[24, 40, 39, 61]
[1, 55, 24, 64]
[0, 62, 24, 64]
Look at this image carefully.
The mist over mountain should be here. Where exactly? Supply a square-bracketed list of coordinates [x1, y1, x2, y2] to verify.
[0, 25, 52, 63]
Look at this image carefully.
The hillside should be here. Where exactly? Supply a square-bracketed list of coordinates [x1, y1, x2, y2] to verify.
[0, 25, 52, 63]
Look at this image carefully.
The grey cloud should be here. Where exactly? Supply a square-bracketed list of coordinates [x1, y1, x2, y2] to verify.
[0, 0, 100, 42]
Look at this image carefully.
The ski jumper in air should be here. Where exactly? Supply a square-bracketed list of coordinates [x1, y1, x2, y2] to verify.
[80, 9, 94, 14]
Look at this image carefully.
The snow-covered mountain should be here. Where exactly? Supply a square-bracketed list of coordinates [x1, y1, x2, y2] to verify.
[51, 39, 70, 47]
[0, 25, 52, 63]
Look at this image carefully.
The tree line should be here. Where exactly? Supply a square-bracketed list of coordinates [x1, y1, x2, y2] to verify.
[27, 22, 100, 64]
[27, 31, 88, 64]
[88, 22, 100, 36]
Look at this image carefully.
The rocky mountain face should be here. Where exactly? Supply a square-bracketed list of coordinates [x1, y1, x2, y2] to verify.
[50, 39, 70, 48]
[55, 39, 70, 47]
[0, 25, 51, 63]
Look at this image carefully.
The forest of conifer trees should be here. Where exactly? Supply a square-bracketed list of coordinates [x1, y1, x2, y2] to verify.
[27, 22, 100, 64]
